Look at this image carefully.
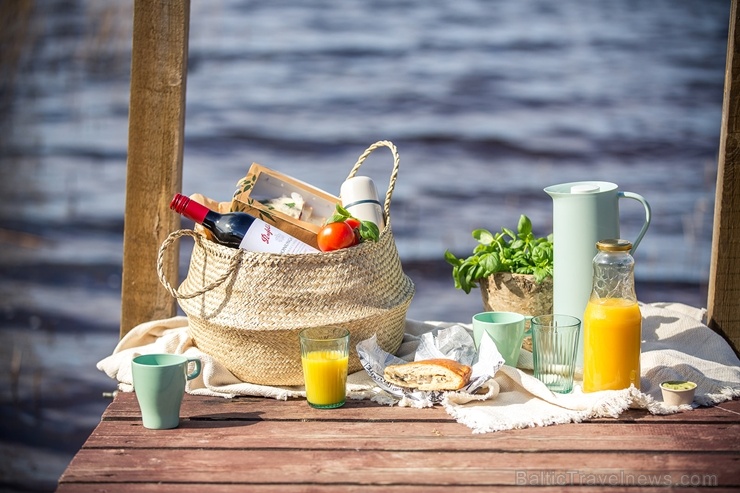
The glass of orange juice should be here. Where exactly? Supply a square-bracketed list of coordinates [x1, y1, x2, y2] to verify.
[299, 327, 350, 409]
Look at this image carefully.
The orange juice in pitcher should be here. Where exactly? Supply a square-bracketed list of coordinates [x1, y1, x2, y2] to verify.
[583, 240, 642, 392]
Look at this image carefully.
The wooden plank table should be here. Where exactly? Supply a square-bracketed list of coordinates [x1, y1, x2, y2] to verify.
[56, 392, 740, 491]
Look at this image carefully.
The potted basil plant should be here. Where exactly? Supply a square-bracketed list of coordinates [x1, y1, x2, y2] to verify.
[444, 214, 554, 316]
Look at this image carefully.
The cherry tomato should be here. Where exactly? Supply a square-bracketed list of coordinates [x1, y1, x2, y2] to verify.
[344, 217, 362, 243]
[317, 221, 358, 252]
[345, 217, 361, 230]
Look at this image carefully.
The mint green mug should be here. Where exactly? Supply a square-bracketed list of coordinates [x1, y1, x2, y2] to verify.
[473, 312, 531, 367]
[132, 354, 202, 430]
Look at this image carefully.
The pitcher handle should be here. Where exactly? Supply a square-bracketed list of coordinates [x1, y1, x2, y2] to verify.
[618, 191, 651, 254]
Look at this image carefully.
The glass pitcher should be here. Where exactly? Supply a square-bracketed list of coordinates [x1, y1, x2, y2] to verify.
[582, 239, 642, 392]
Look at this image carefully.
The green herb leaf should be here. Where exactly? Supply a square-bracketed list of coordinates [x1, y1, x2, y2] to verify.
[472, 229, 495, 245]
[325, 204, 352, 224]
[444, 250, 461, 266]
[518, 214, 532, 236]
[359, 220, 380, 242]
[510, 239, 525, 250]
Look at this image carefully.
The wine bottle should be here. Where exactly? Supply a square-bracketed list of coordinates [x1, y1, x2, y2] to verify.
[170, 193, 319, 254]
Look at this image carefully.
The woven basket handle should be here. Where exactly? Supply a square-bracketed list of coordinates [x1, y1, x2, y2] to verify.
[157, 229, 243, 300]
[345, 140, 400, 219]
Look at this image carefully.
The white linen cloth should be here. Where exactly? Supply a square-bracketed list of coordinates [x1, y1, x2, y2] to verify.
[98, 302, 740, 433]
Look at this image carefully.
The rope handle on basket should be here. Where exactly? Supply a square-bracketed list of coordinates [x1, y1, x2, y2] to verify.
[345, 140, 400, 219]
[157, 229, 243, 300]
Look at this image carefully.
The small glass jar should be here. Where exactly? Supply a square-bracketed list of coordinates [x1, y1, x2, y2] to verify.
[582, 239, 642, 392]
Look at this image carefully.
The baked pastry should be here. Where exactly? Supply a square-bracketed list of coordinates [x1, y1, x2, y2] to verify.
[383, 358, 472, 391]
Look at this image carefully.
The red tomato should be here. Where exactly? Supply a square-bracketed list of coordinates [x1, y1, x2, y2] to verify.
[344, 217, 362, 243]
[345, 217, 361, 230]
[317, 221, 358, 252]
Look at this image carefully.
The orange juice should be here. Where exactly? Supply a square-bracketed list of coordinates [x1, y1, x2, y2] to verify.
[583, 298, 642, 392]
[301, 350, 348, 407]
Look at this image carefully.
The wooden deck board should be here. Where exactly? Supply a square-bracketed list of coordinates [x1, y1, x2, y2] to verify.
[59, 448, 740, 486]
[58, 450, 740, 489]
[55, 486, 740, 493]
[56, 393, 740, 491]
[82, 419, 740, 452]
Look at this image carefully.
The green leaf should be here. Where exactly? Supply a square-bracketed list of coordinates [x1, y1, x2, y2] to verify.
[326, 204, 352, 224]
[518, 214, 532, 236]
[479, 253, 499, 274]
[359, 221, 380, 242]
[444, 250, 461, 266]
[459, 277, 471, 294]
[472, 229, 495, 245]
[533, 266, 549, 283]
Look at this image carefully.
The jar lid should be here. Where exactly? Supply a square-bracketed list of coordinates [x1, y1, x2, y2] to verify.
[596, 239, 632, 252]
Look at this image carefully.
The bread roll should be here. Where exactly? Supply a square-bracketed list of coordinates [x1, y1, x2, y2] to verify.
[383, 358, 472, 391]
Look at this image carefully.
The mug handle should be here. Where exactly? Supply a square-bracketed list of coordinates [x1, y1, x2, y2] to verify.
[618, 191, 651, 254]
[185, 357, 202, 381]
[523, 315, 534, 338]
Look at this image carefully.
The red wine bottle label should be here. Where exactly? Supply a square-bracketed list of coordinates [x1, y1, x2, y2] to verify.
[240, 218, 319, 254]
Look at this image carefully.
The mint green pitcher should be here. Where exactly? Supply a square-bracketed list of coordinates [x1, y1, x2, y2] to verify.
[544, 181, 651, 367]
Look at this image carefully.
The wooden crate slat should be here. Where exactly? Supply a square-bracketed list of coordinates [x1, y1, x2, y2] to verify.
[80, 419, 740, 453]
[57, 449, 739, 487]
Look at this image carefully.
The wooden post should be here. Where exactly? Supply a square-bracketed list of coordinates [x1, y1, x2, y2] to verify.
[708, 0, 740, 355]
[120, 0, 190, 338]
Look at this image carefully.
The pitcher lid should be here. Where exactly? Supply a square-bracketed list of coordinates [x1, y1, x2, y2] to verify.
[543, 181, 618, 195]
[571, 183, 600, 194]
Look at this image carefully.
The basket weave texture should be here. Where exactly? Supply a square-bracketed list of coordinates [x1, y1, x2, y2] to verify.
[158, 141, 415, 386]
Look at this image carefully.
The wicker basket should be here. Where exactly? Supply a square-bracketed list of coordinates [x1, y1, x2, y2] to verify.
[157, 141, 415, 386]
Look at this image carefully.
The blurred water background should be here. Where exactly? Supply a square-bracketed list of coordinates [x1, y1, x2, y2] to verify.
[0, 0, 730, 490]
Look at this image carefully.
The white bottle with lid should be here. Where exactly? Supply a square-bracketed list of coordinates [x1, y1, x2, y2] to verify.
[340, 176, 385, 229]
